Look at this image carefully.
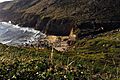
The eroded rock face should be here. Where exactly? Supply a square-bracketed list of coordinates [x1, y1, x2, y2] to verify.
[45, 18, 73, 36]
[0, 0, 120, 36]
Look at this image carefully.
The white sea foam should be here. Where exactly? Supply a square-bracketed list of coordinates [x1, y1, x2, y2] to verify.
[2, 40, 12, 44]
[0, 21, 46, 46]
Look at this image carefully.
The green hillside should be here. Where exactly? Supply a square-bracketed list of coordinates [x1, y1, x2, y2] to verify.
[0, 30, 120, 80]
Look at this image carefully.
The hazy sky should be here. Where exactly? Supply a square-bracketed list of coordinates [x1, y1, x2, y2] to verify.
[0, 0, 13, 3]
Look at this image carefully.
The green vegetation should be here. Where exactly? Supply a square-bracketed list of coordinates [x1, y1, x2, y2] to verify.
[0, 31, 120, 80]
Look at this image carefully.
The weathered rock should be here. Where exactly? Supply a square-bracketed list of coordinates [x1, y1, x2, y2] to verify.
[45, 18, 73, 36]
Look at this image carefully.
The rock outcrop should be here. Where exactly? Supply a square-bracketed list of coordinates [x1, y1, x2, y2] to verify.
[0, 0, 120, 37]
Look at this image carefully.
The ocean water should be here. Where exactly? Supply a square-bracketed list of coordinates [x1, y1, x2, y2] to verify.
[0, 22, 46, 46]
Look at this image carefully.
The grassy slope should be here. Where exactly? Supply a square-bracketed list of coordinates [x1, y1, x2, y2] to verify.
[0, 30, 120, 79]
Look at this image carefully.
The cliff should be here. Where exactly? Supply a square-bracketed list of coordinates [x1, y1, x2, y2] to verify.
[0, 0, 120, 36]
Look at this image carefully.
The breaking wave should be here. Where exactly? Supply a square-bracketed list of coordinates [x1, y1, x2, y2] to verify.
[0, 21, 46, 46]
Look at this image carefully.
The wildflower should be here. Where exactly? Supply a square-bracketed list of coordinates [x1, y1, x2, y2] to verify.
[64, 75, 67, 78]
[12, 75, 16, 79]
[36, 72, 39, 74]
[81, 72, 83, 74]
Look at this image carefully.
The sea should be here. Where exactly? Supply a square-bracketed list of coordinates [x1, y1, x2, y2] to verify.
[0, 21, 46, 46]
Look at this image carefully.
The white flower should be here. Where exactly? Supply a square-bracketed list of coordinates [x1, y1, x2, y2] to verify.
[36, 72, 39, 74]
[81, 72, 83, 74]
[12, 75, 16, 79]
[64, 75, 67, 78]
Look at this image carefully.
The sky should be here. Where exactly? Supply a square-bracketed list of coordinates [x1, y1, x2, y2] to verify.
[0, 0, 13, 3]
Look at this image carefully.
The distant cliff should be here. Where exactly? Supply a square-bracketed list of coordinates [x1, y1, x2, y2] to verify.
[0, 0, 120, 36]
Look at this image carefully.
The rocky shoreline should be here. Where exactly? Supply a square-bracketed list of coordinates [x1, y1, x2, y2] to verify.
[21, 34, 76, 52]
[1, 0, 120, 38]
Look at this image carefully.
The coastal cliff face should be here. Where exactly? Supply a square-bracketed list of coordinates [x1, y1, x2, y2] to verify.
[0, 0, 120, 36]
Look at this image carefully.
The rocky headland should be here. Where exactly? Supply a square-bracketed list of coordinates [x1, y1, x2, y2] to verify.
[0, 0, 120, 79]
[0, 0, 120, 37]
